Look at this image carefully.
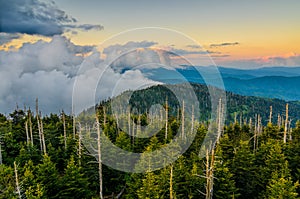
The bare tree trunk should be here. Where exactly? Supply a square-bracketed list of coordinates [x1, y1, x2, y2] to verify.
[25, 121, 29, 145]
[277, 114, 281, 128]
[37, 116, 43, 153]
[269, 106, 273, 124]
[103, 106, 107, 126]
[73, 113, 76, 139]
[28, 111, 33, 146]
[115, 113, 120, 135]
[257, 114, 261, 135]
[95, 114, 103, 199]
[205, 149, 215, 199]
[127, 109, 131, 137]
[35, 98, 39, 118]
[136, 114, 141, 138]
[78, 122, 82, 166]
[170, 164, 173, 199]
[217, 99, 222, 143]
[62, 112, 67, 150]
[14, 161, 21, 199]
[234, 112, 237, 124]
[181, 100, 185, 139]
[165, 98, 168, 141]
[284, 104, 289, 143]
[36, 98, 43, 153]
[40, 118, 46, 155]
[289, 119, 292, 141]
[191, 105, 194, 135]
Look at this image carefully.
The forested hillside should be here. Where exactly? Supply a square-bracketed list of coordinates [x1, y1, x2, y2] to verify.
[1, 83, 300, 198]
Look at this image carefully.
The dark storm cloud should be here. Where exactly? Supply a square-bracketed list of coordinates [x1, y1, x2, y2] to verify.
[0, 0, 103, 36]
[210, 42, 240, 48]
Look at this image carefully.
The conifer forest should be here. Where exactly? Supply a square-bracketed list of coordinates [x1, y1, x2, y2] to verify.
[0, 84, 300, 199]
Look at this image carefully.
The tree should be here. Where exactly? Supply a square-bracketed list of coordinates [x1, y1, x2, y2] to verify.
[214, 147, 239, 199]
[264, 169, 299, 199]
[36, 155, 60, 198]
[58, 156, 91, 198]
[22, 160, 45, 199]
[0, 164, 17, 199]
[137, 171, 161, 199]
[231, 141, 257, 198]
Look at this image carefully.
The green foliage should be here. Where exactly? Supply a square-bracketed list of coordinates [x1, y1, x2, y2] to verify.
[0, 164, 17, 199]
[58, 156, 92, 199]
[1, 91, 300, 199]
[264, 171, 299, 199]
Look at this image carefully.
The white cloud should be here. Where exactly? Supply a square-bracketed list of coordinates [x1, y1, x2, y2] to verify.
[0, 36, 161, 114]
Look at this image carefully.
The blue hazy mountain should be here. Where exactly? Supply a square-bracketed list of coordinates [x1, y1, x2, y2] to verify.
[141, 66, 300, 101]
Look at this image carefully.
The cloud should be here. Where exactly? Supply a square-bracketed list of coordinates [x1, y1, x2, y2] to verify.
[0, 33, 21, 45]
[210, 42, 239, 48]
[0, 36, 161, 114]
[186, 44, 201, 49]
[262, 53, 300, 66]
[0, 0, 103, 36]
[220, 53, 300, 68]
[103, 41, 175, 72]
[63, 24, 104, 32]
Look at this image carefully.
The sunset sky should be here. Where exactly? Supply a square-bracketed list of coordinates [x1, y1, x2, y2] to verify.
[1, 0, 300, 113]
[1, 0, 300, 67]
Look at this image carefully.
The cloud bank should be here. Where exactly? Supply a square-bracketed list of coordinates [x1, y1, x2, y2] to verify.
[0, 37, 161, 114]
[0, 0, 103, 36]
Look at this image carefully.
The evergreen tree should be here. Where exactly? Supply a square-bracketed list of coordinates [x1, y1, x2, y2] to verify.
[58, 156, 92, 198]
[36, 155, 60, 198]
[264, 171, 299, 199]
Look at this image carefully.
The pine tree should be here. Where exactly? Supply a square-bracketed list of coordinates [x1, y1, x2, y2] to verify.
[264, 165, 299, 199]
[36, 155, 60, 198]
[214, 147, 239, 199]
[0, 164, 17, 199]
[58, 156, 91, 198]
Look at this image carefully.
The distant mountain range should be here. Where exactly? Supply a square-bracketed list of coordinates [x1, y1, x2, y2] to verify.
[141, 66, 300, 101]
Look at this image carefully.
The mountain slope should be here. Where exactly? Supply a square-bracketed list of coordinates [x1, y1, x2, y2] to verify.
[142, 66, 300, 101]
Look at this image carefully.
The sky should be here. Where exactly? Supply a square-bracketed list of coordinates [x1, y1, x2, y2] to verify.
[0, 0, 300, 113]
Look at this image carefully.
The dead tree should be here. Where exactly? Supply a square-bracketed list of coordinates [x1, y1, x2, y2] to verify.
[284, 104, 289, 143]
[234, 112, 237, 124]
[181, 100, 185, 139]
[277, 114, 281, 128]
[73, 113, 76, 139]
[216, 99, 223, 143]
[25, 121, 29, 145]
[78, 122, 82, 166]
[127, 108, 131, 137]
[170, 164, 174, 199]
[191, 105, 195, 135]
[28, 110, 33, 146]
[269, 106, 273, 124]
[14, 161, 21, 199]
[165, 97, 168, 141]
[37, 117, 43, 153]
[103, 106, 107, 126]
[289, 119, 292, 141]
[95, 114, 104, 199]
[40, 118, 46, 155]
[62, 111, 67, 150]
[249, 118, 252, 132]
[205, 149, 215, 199]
